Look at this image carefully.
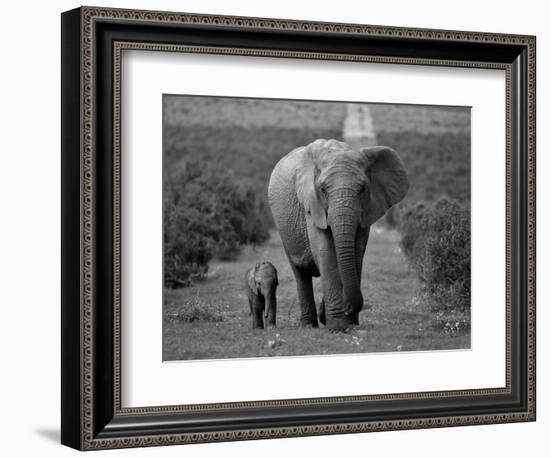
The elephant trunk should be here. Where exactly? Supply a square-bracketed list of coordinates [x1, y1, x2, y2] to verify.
[331, 204, 363, 316]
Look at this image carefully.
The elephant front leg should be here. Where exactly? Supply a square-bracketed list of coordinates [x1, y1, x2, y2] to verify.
[290, 264, 318, 327]
[251, 296, 265, 329]
[321, 277, 355, 331]
[317, 233, 356, 332]
[317, 296, 351, 327]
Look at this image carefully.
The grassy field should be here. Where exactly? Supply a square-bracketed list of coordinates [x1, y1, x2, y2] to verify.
[164, 98, 470, 207]
[368, 103, 471, 205]
[378, 130, 470, 205]
[163, 229, 470, 361]
[369, 104, 470, 135]
[164, 96, 346, 225]
[165, 96, 346, 130]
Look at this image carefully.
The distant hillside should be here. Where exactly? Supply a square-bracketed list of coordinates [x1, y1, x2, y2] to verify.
[369, 104, 471, 206]
[164, 96, 346, 130]
[370, 104, 470, 135]
[163, 96, 471, 220]
[164, 96, 346, 205]
[378, 130, 470, 206]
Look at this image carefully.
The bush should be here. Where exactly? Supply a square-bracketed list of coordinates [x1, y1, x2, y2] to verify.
[164, 161, 270, 288]
[398, 196, 470, 311]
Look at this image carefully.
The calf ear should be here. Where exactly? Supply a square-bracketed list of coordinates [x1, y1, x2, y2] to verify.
[360, 146, 409, 227]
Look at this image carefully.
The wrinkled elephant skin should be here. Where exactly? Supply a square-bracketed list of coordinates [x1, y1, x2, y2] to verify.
[268, 139, 408, 331]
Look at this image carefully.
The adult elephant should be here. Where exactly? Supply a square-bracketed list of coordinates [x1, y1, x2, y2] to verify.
[268, 139, 409, 331]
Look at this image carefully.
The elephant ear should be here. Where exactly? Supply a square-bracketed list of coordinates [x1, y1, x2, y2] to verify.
[295, 149, 327, 229]
[247, 264, 259, 294]
[360, 146, 409, 227]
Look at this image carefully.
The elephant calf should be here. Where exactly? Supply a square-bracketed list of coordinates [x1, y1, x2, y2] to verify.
[245, 262, 278, 329]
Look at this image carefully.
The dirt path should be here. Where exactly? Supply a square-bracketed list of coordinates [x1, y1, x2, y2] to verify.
[343, 103, 377, 150]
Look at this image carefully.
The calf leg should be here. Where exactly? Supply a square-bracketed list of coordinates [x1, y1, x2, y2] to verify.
[251, 296, 265, 329]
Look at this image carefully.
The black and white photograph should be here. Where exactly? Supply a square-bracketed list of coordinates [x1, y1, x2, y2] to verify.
[1, 0, 544, 454]
[162, 96, 471, 361]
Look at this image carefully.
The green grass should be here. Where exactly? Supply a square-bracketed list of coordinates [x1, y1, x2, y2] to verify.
[163, 229, 470, 361]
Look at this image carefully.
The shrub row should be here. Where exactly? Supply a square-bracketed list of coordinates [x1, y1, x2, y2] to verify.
[398, 196, 470, 311]
[164, 160, 270, 288]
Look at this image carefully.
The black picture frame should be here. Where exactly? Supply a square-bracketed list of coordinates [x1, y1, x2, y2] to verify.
[61, 6, 536, 450]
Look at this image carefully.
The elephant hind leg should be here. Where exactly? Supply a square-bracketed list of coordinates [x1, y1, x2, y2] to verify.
[290, 264, 318, 328]
[347, 312, 359, 325]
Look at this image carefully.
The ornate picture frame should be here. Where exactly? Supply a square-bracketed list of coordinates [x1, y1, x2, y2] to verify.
[61, 6, 536, 450]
